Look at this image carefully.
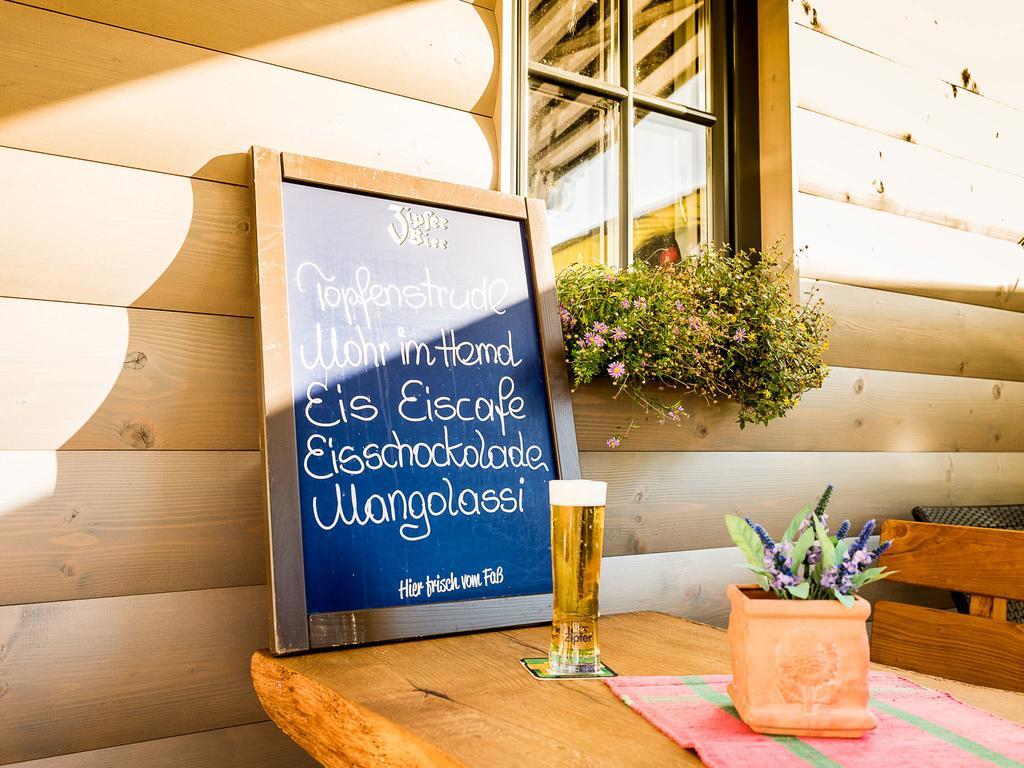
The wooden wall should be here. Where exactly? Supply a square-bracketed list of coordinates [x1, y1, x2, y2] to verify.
[575, 0, 1024, 641]
[0, 0, 499, 764]
[2, 0, 1021, 764]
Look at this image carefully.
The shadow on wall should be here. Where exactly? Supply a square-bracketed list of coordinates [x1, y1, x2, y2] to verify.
[0, 1, 505, 762]
[0, 1, 501, 190]
[0, 0, 500, 120]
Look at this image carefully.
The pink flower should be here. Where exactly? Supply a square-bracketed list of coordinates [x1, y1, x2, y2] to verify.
[592, 321, 609, 334]
[633, 297, 647, 309]
[621, 298, 631, 308]
[688, 315, 703, 330]
[607, 361, 626, 379]
[674, 300, 686, 312]
[605, 272, 618, 282]
[732, 328, 748, 342]
[611, 327, 626, 341]
[591, 334, 606, 348]
[606, 436, 621, 448]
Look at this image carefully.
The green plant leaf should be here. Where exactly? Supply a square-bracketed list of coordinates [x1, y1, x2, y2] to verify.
[725, 515, 764, 568]
[737, 565, 772, 590]
[835, 538, 850, 561]
[834, 590, 855, 608]
[853, 566, 893, 588]
[790, 526, 815, 568]
[812, 515, 836, 570]
[782, 508, 810, 543]
[786, 581, 811, 599]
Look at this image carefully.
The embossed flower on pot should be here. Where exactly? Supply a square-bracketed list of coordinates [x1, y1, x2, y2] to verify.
[775, 628, 840, 711]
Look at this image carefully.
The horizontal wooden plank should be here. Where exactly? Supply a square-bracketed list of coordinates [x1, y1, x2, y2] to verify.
[871, 601, 1024, 692]
[796, 194, 1024, 312]
[585, 451, 1024, 557]
[0, 298, 258, 450]
[283, 152, 527, 219]
[0, 451, 264, 605]
[8, 722, 316, 768]
[796, 108, 1024, 244]
[0, 3, 497, 188]
[0, 586, 268, 764]
[7, 296, 1021, 454]
[880, 520, 1024, 600]
[602, 549, 951, 629]
[572, 366, 1024, 452]
[795, 0, 1024, 113]
[0, 147, 253, 316]
[814, 279, 1024, 381]
[792, 24, 1024, 179]
[21, 0, 499, 117]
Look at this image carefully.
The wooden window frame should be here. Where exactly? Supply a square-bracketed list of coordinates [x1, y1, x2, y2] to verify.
[514, 0, 764, 267]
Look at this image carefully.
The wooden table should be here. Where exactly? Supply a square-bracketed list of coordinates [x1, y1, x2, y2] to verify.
[251, 612, 1024, 767]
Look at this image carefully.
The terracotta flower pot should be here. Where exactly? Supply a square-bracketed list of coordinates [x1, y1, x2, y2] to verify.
[726, 584, 877, 738]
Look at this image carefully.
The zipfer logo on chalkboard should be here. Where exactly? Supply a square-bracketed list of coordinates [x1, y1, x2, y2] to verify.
[387, 204, 449, 250]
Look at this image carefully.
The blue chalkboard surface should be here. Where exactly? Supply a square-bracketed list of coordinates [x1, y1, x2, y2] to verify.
[279, 181, 559, 617]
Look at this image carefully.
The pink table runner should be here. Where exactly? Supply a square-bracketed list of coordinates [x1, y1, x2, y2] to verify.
[606, 672, 1024, 767]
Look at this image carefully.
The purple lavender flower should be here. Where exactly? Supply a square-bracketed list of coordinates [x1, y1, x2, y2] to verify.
[850, 519, 875, 554]
[814, 484, 834, 519]
[745, 518, 776, 549]
[835, 520, 850, 540]
[871, 540, 892, 560]
[820, 566, 838, 589]
[805, 544, 821, 566]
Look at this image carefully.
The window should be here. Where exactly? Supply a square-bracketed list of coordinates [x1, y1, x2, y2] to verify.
[519, 0, 758, 272]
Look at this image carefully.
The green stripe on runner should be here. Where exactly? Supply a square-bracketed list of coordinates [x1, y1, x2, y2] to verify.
[678, 677, 843, 768]
[870, 699, 1024, 767]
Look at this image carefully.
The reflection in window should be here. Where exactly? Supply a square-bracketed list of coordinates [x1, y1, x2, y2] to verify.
[632, 110, 708, 265]
[529, 0, 619, 83]
[524, 0, 720, 270]
[634, 0, 706, 107]
[528, 81, 620, 272]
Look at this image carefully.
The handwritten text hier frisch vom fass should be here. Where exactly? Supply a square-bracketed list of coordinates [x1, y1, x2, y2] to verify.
[284, 194, 556, 609]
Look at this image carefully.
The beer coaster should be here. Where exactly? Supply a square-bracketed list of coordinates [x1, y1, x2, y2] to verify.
[520, 658, 617, 680]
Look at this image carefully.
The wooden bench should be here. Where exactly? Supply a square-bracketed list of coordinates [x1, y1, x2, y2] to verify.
[871, 519, 1024, 692]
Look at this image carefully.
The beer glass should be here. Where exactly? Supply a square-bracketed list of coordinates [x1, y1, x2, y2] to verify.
[548, 479, 607, 674]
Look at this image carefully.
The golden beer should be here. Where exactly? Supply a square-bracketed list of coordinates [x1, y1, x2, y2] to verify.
[548, 480, 607, 674]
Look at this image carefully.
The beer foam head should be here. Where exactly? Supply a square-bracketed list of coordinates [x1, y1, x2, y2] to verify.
[549, 479, 606, 507]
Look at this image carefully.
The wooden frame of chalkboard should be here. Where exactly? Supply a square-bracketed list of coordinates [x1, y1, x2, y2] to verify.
[250, 147, 581, 655]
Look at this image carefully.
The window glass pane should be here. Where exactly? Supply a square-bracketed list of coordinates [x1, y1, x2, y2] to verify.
[529, 0, 618, 84]
[633, 0, 706, 108]
[632, 110, 708, 265]
[528, 81, 620, 271]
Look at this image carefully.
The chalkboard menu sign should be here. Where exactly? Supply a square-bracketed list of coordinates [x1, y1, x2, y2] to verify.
[250, 149, 580, 654]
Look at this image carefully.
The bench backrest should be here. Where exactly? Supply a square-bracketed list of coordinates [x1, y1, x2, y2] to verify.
[870, 519, 1024, 691]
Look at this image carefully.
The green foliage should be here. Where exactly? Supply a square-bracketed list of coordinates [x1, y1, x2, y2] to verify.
[556, 245, 831, 442]
[723, 486, 894, 606]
